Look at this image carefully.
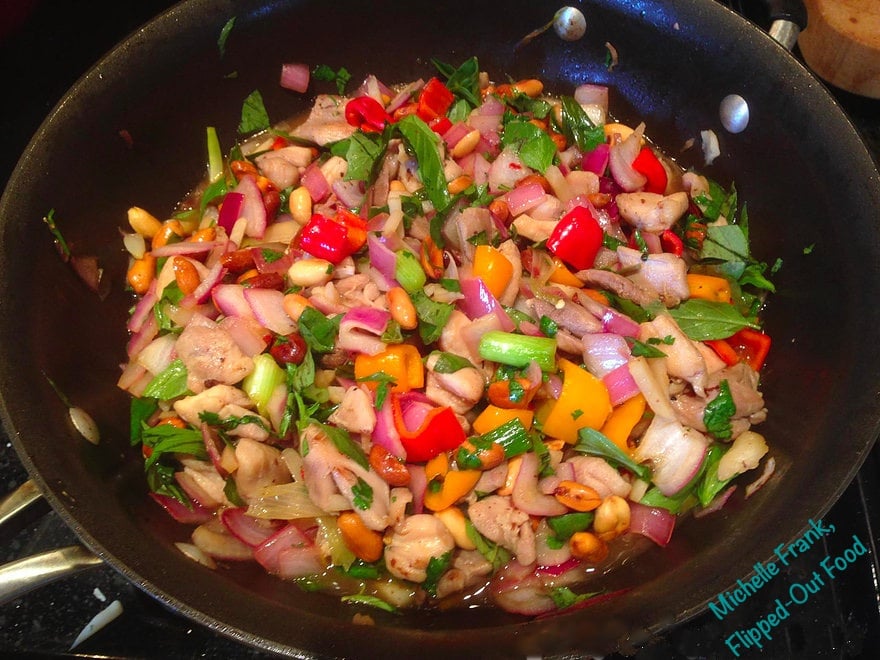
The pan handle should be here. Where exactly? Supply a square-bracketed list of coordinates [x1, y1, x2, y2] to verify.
[765, 0, 808, 51]
[0, 480, 103, 605]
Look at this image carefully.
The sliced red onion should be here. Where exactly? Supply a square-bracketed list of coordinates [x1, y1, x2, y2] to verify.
[220, 507, 284, 547]
[367, 234, 399, 288]
[301, 163, 330, 202]
[279, 62, 310, 93]
[457, 278, 515, 332]
[201, 423, 228, 478]
[573, 84, 609, 115]
[126, 311, 159, 359]
[442, 122, 471, 149]
[512, 452, 568, 516]
[276, 544, 324, 579]
[490, 561, 556, 616]
[336, 306, 390, 355]
[218, 316, 269, 357]
[185, 262, 225, 305]
[212, 283, 256, 320]
[373, 395, 407, 459]
[469, 96, 504, 137]
[408, 464, 426, 514]
[602, 362, 641, 406]
[472, 152, 492, 186]
[628, 501, 676, 546]
[582, 143, 610, 175]
[150, 241, 219, 258]
[253, 522, 314, 574]
[488, 147, 529, 194]
[396, 391, 436, 434]
[332, 179, 365, 209]
[609, 130, 647, 192]
[243, 287, 296, 335]
[127, 280, 158, 333]
[534, 556, 581, 577]
[582, 332, 630, 378]
[385, 79, 424, 114]
[234, 175, 268, 238]
[217, 191, 245, 233]
[506, 182, 547, 217]
[745, 457, 776, 499]
[600, 306, 641, 337]
[251, 247, 295, 276]
[69, 255, 102, 294]
[634, 415, 708, 496]
[135, 334, 176, 375]
[694, 485, 738, 518]
[149, 492, 214, 525]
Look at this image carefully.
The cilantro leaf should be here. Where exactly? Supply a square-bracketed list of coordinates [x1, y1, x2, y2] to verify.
[410, 290, 454, 344]
[422, 551, 453, 597]
[298, 307, 341, 352]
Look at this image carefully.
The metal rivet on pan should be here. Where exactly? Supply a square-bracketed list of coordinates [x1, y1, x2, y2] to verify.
[720, 94, 750, 133]
[553, 7, 587, 41]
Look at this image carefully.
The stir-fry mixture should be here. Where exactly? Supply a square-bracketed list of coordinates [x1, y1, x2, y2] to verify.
[119, 57, 777, 615]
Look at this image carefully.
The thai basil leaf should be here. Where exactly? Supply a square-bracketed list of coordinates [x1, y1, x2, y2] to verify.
[238, 89, 270, 135]
[558, 96, 605, 152]
[703, 380, 736, 440]
[298, 307, 341, 353]
[396, 114, 451, 212]
[574, 428, 651, 481]
[316, 422, 369, 469]
[142, 359, 190, 400]
[431, 56, 481, 107]
[668, 301, 760, 341]
[501, 118, 556, 173]
[696, 444, 734, 507]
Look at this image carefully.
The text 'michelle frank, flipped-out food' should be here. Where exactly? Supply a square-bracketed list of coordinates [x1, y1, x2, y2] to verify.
[118, 56, 777, 615]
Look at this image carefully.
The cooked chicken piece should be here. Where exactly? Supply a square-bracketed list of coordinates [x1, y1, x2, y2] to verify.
[233, 438, 292, 502]
[496, 239, 523, 307]
[424, 353, 485, 415]
[511, 213, 558, 243]
[467, 495, 537, 566]
[179, 458, 230, 508]
[217, 403, 271, 442]
[291, 95, 356, 146]
[564, 456, 632, 498]
[617, 247, 690, 307]
[445, 206, 495, 263]
[331, 465, 391, 531]
[575, 269, 659, 307]
[642, 314, 708, 396]
[616, 191, 689, 232]
[327, 386, 377, 435]
[436, 550, 494, 599]
[384, 514, 456, 583]
[387, 487, 413, 527]
[299, 425, 356, 513]
[173, 384, 254, 428]
[527, 297, 602, 338]
[254, 145, 314, 190]
[175, 319, 254, 392]
[439, 310, 484, 365]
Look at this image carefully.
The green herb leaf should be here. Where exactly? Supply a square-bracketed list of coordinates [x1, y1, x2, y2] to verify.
[130, 397, 158, 446]
[141, 423, 206, 471]
[431, 352, 476, 374]
[668, 301, 760, 341]
[465, 519, 512, 571]
[431, 56, 480, 107]
[703, 380, 736, 440]
[316, 422, 369, 469]
[43, 209, 70, 258]
[696, 444, 735, 507]
[239, 90, 270, 135]
[395, 115, 451, 213]
[574, 428, 651, 481]
[549, 586, 602, 610]
[557, 96, 605, 152]
[142, 359, 190, 400]
[626, 337, 667, 358]
[312, 64, 351, 95]
[217, 17, 235, 57]
[351, 477, 374, 510]
[422, 551, 453, 597]
[331, 131, 387, 183]
[410, 290, 454, 344]
[501, 118, 557, 174]
[298, 307, 342, 353]
[224, 476, 245, 506]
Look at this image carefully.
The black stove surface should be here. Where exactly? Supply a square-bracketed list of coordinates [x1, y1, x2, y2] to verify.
[1, 2, 878, 658]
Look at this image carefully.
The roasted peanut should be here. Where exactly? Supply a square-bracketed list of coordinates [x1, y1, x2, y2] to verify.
[516, 174, 551, 193]
[593, 495, 631, 541]
[497, 455, 523, 497]
[282, 292, 313, 322]
[151, 220, 184, 250]
[369, 444, 411, 487]
[387, 286, 418, 330]
[220, 248, 256, 274]
[488, 199, 510, 224]
[512, 78, 544, 98]
[287, 258, 334, 287]
[127, 206, 162, 238]
[337, 511, 384, 563]
[554, 481, 602, 512]
[289, 186, 312, 225]
[569, 531, 609, 563]
[126, 253, 156, 295]
[172, 256, 201, 295]
[457, 439, 505, 471]
[447, 175, 474, 195]
[187, 226, 216, 243]
[451, 129, 481, 159]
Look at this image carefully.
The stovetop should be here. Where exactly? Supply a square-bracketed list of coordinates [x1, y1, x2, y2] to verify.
[1, 2, 879, 658]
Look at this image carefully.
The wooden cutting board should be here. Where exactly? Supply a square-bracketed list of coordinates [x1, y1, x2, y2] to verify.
[798, 0, 880, 98]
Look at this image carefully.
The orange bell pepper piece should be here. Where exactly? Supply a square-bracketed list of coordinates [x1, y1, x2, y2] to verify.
[687, 273, 732, 303]
[472, 405, 534, 435]
[472, 244, 514, 300]
[536, 358, 612, 443]
[422, 452, 481, 511]
[354, 344, 424, 393]
[599, 393, 646, 456]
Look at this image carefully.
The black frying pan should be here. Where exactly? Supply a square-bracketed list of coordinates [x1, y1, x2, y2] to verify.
[1, 0, 879, 657]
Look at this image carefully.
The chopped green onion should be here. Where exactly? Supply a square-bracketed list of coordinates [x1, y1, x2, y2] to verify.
[206, 127, 224, 183]
[478, 331, 557, 371]
[395, 250, 426, 294]
[242, 353, 285, 416]
[476, 418, 531, 458]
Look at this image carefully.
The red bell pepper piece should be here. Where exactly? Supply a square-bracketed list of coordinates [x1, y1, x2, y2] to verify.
[660, 228, 684, 256]
[705, 338, 740, 367]
[391, 394, 466, 462]
[297, 213, 363, 264]
[428, 116, 452, 135]
[416, 77, 454, 123]
[631, 146, 668, 194]
[728, 328, 772, 371]
[335, 208, 368, 254]
[344, 96, 392, 133]
[546, 205, 604, 271]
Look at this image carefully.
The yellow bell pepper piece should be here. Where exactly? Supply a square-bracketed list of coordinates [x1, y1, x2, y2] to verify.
[686, 273, 732, 303]
[536, 358, 612, 443]
[547, 256, 584, 288]
[472, 405, 534, 435]
[472, 244, 514, 300]
[423, 452, 481, 511]
[600, 393, 646, 456]
[354, 344, 424, 393]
